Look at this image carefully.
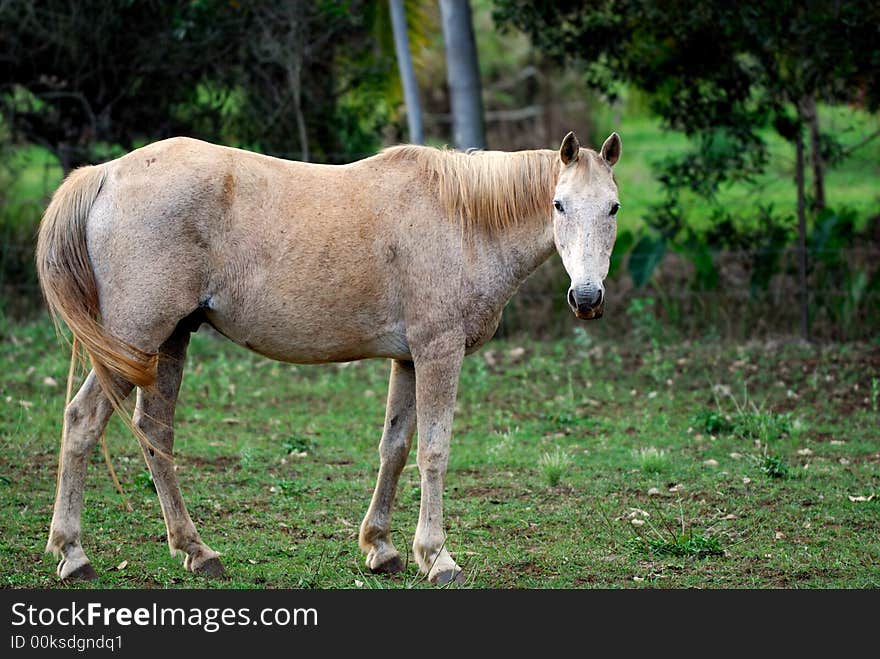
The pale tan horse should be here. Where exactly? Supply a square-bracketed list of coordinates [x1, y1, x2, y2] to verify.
[36, 131, 621, 584]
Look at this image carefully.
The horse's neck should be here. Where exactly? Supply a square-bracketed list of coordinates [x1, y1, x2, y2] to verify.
[468, 215, 556, 303]
[465, 149, 559, 300]
[505, 217, 556, 286]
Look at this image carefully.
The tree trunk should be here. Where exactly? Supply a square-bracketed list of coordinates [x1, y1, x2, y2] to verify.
[56, 143, 75, 176]
[289, 4, 309, 163]
[794, 120, 810, 342]
[439, 0, 486, 150]
[389, 0, 423, 144]
[802, 94, 825, 211]
[274, 1, 308, 162]
[291, 75, 309, 163]
[285, 62, 309, 163]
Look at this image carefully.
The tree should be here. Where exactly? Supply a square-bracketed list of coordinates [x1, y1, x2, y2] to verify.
[389, 0, 424, 144]
[494, 0, 880, 340]
[440, 0, 486, 149]
[231, 1, 393, 163]
[0, 1, 233, 171]
[246, 1, 311, 161]
[0, 0, 394, 170]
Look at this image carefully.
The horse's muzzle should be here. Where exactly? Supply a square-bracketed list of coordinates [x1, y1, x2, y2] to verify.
[568, 284, 604, 320]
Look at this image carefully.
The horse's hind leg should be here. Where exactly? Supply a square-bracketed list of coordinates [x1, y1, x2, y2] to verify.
[47, 372, 134, 580]
[359, 359, 417, 574]
[132, 329, 224, 577]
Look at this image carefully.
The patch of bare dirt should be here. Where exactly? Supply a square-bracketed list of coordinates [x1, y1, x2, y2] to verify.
[181, 454, 237, 469]
[459, 485, 509, 499]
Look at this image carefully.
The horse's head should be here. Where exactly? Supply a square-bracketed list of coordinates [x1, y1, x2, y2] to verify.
[552, 131, 621, 320]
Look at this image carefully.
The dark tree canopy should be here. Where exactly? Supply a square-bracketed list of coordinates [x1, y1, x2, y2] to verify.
[0, 1, 239, 170]
[495, 0, 880, 340]
[494, 0, 880, 196]
[0, 0, 392, 170]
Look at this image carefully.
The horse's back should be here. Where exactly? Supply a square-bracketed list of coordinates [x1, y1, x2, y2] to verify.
[90, 138, 417, 363]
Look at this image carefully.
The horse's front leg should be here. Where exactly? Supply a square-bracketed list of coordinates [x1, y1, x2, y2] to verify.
[412, 334, 465, 585]
[359, 359, 417, 574]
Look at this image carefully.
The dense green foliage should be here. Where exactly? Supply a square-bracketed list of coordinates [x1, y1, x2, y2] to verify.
[0, 0, 877, 339]
[494, 0, 879, 184]
[495, 0, 880, 319]
[0, 0, 394, 169]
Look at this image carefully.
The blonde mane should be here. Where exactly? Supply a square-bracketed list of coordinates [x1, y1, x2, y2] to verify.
[379, 144, 562, 236]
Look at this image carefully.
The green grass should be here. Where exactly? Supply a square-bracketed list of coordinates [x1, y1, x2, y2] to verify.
[628, 531, 725, 560]
[633, 446, 669, 474]
[693, 401, 799, 445]
[1, 145, 63, 226]
[590, 92, 880, 234]
[538, 449, 572, 487]
[758, 453, 791, 480]
[1, 320, 879, 589]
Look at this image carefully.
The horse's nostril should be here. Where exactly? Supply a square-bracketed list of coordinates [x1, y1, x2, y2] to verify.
[573, 284, 602, 308]
[568, 284, 604, 317]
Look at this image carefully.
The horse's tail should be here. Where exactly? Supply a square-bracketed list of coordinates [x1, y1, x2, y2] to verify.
[36, 165, 158, 394]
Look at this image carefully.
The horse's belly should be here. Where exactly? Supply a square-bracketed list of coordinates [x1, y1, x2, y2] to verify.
[204, 306, 411, 364]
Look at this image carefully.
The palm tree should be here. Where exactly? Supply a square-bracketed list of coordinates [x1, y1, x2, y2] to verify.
[439, 0, 486, 150]
[388, 0, 424, 144]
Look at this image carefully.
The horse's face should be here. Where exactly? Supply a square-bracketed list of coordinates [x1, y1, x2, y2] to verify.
[552, 131, 621, 320]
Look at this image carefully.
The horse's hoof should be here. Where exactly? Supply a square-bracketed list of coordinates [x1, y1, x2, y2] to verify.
[429, 568, 465, 586]
[369, 554, 405, 575]
[58, 559, 98, 581]
[191, 556, 226, 578]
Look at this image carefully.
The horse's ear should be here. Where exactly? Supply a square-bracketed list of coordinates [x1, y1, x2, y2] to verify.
[559, 131, 580, 165]
[600, 132, 621, 166]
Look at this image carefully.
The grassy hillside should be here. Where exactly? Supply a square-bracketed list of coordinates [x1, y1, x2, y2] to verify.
[590, 93, 880, 234]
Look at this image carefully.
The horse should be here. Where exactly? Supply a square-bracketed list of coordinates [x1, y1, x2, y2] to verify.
[36, 130, 621, 585]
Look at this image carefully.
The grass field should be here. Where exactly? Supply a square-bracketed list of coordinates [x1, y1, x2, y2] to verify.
[1, 319, 878, 589]
[590, 96, 880, 234]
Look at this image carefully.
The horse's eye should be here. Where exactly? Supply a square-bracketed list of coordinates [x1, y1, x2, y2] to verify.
[554, 200, 564, 214]
[610, 202, 620, 216]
